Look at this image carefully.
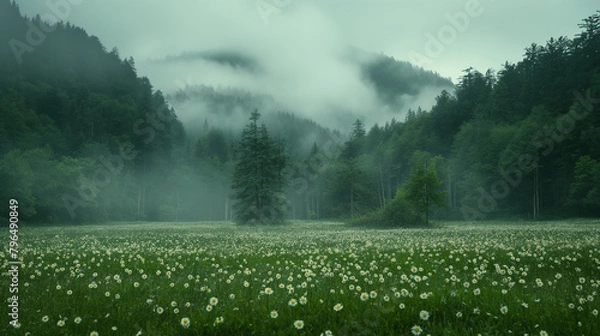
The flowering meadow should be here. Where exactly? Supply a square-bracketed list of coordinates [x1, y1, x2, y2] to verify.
[3, 220, 600, 335]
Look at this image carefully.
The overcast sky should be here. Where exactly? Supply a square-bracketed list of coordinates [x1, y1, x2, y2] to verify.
[14, 0, 599, 127]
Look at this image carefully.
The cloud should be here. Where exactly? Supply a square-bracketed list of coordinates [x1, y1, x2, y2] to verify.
[129, 2, 402, 129]
[14, 0, 598, 130]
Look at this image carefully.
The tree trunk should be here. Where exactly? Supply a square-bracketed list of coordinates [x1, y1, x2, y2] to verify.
[533, 164, 540, 220]
[316, 188, 320, 219]
[350, 184, 354, 218]
[306, 189, 310, 219]
[175, 187, 180, 222]
[379, 160, 386, 208]
[137, 188, 142, 220]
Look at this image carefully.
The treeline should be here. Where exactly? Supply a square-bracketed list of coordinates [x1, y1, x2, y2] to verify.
[317, 11, 600, 222]
[0, 1, 185, 223]
[2, 0, 599, 225]
[0, 1, 342, 224]
[255, 11, 600, 223]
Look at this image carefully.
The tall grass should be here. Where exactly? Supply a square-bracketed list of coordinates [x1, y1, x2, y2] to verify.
[3, 220, 599, 335]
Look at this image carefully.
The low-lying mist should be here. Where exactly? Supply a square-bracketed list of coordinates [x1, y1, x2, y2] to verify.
[131, 3, 453, 133]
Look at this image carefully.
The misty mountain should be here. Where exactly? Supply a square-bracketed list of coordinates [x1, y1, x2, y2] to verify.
[159, 47, 454, 112]
[156, 49, 260, 73]
[2, 0, 600, 225]
[165, 46, 454, 157]
[346, 47, 454, 108]
[168, 85, 341, 159]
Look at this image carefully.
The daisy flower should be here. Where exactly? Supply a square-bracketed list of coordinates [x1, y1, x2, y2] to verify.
[294, 320, 304, 329]
[181, 317, 191, 328]
[411, 325, 423, 335]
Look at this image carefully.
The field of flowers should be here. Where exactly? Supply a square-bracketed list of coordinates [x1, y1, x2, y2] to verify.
[3, 220, 600, 335]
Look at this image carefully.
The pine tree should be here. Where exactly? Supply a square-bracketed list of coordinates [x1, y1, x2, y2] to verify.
[330, 119, 374, 218]
[231, 110, 287, 224]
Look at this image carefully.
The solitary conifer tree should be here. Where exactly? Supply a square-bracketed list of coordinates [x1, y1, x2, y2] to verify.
[231, 110, 287, 224]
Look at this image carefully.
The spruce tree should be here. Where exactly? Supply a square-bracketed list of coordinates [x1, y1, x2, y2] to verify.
[231, 110, 287, 224]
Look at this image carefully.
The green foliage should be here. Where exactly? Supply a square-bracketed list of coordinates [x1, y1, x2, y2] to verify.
[196, 128, 230, 164]
[326, 119, 378, 218]
[350, 11, 600, 221]
[0, 4, 185, 222]
[354, 47, 454, 108]
[290, 143, 327, 219]
[404, 160, 447, 224]
[569, 155, 600, 213]
[231, 110, 288, 224]
[0, 147, 104, 223]
[7, 221, 600, 335]
[349, 189, 424, 227]
[2, 1, 600, 223]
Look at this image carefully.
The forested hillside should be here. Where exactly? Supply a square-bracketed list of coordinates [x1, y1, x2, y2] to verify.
[1, 0, 599, 225]
[350, 12, 600, 221]
[0, 1, 185, 222]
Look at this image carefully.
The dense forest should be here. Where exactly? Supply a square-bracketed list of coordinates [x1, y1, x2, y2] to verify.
[1, 0, 599, 225]
[0, 1, 186, 222]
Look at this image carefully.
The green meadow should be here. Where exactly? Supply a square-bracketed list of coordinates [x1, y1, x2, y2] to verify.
[3, 220, 600, 336]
